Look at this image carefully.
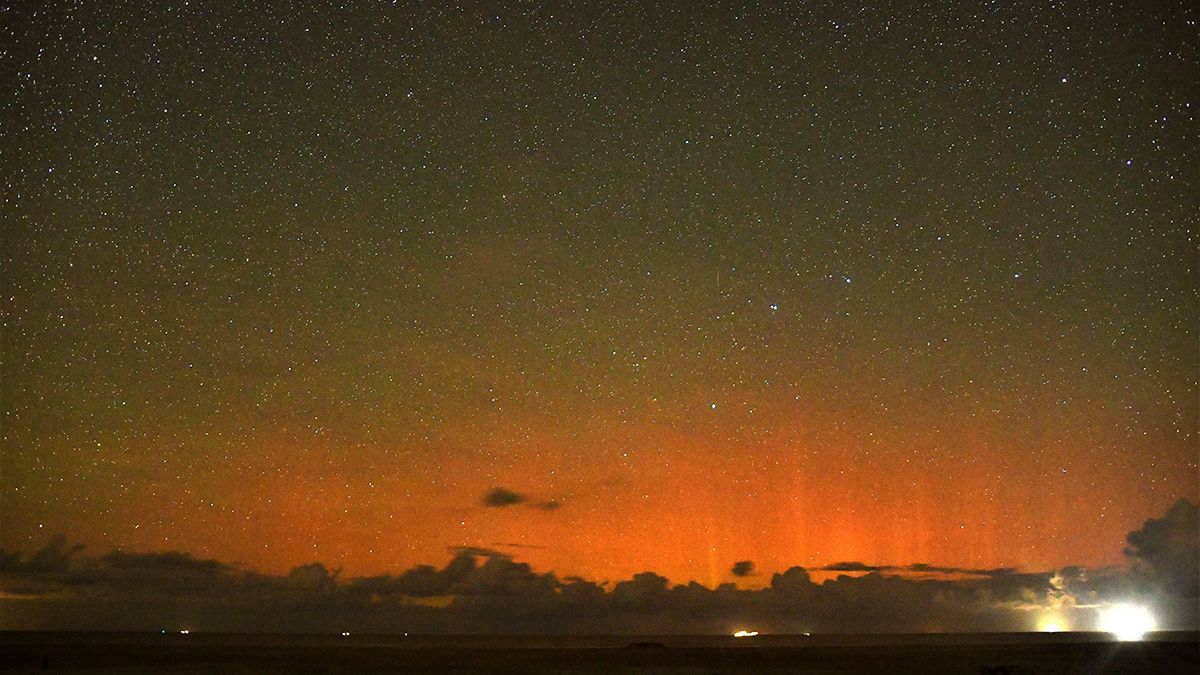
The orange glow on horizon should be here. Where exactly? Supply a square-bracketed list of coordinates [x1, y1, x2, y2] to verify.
[23, 391, 1194, 586]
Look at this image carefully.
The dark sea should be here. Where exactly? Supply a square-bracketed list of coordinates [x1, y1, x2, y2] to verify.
[2, 631, 1197, 673]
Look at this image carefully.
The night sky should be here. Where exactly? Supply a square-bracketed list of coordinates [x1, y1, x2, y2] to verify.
[3, 0, 1197, 600]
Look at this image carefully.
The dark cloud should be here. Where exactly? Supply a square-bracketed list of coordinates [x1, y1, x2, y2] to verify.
[611, 572, 671, 609]
[822, 561, 881, 572]
[481, 487, 527, 507]
[770, 567, 815, 598]
[101, 550, 231, 574]
[731, 560, 755, 577]
[816, 562, 1019, 578]
[480, 488, 562, 512]
[447, 546, 511, 560]
[284, 563, 339, 593]
[2, 502, 1196, 633]
[1125, 498, 1199, 597]
[0, 535, 84, 578]
[0, 541, 1138, 633]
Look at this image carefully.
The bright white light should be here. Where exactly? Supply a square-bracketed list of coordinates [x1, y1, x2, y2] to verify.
[1099, 604, 1156, 641]
[1037, 615, 1066, 633]
[733, 630, 758, 638]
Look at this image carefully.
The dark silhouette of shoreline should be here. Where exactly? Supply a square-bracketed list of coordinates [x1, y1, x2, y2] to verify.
[1, 631, 1197, 674]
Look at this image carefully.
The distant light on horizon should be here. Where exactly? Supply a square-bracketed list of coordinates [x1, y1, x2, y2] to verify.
[1037, 614, 1067, 633]
[733, 630, 759, 637]
[1098, 604, 1156, 641]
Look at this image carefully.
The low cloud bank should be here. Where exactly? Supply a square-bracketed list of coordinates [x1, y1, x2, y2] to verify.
[2, 500, 1195, 634]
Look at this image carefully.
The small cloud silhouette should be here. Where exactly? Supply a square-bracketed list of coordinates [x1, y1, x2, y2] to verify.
[493, 542, 548, 550]
[482, 487, 527, 507]
[447, 546, 511, 560]
[480, 488, 561, 512]
[731, 560, 755, 577]
[822, 561, 881, 572]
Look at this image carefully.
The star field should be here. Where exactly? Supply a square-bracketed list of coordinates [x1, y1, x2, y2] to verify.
[3, 0, 1197, 585]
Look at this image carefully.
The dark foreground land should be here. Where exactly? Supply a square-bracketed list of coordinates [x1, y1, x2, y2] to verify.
[1, 632, 1197, 674]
